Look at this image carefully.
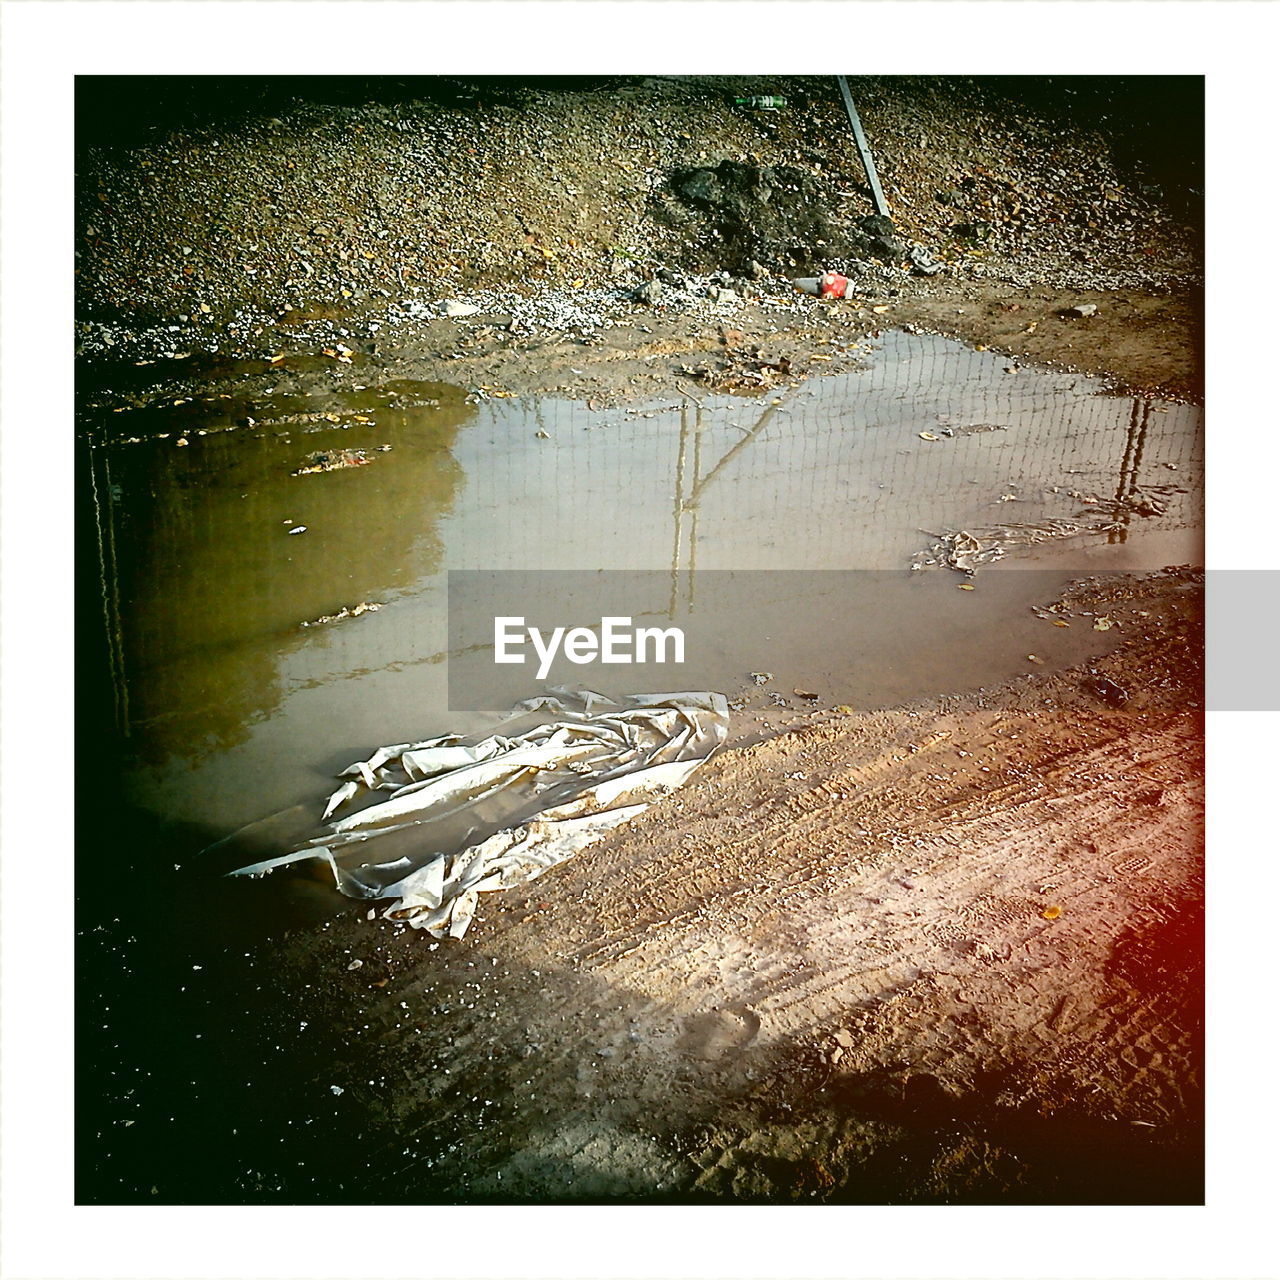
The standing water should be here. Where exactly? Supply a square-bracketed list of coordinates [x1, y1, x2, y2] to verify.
[79, 331, 1201, 897]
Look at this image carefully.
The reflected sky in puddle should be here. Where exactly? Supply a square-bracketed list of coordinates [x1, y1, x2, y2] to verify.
[82, 331, 1202, 836]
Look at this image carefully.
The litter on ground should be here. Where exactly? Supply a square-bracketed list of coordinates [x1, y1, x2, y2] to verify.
[229, 690, 728, 938]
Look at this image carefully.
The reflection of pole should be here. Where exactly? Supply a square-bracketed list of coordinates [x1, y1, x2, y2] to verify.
[1109, 398, 1150, 544]
[689, 403, 701, 608]
[668, 402, 690, 618]
[837, 76, 890, 219]
[669, 401, 708, 616]
[669, 394, 780, 613]
[88, 446, 130, 737]
[690, 397, 780, 503]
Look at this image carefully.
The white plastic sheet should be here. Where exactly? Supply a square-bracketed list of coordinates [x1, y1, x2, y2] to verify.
[229, 691, 728, 938]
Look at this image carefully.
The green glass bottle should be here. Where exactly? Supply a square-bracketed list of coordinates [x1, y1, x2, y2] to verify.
[734, 95, 786, 110]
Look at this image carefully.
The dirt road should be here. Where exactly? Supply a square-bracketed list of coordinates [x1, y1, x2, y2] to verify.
[367, 569, 1203, 1202]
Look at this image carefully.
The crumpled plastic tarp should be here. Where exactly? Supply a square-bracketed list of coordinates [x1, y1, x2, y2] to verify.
[229, 690, 728, 938]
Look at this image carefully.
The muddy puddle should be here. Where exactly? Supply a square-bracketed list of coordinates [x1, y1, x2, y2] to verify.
[81, 330, 1202, 888]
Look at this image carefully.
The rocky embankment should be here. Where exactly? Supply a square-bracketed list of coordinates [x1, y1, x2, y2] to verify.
[76, 75, 1202, 401]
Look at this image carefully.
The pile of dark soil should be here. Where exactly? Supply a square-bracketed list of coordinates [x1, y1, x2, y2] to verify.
[658, 160, 901, 274]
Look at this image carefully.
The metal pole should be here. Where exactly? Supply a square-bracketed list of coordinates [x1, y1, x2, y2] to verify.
[836, 76, 890, 219]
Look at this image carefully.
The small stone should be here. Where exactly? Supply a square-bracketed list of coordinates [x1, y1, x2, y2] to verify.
[632, 279, 667, 306]
[1084, 674, 1129, 707]
[1065, 303, 1098, 318]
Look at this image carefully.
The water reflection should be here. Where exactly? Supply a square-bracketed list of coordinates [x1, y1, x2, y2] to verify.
[442, 333, 1201, 575]
[80, 331, 1202, 836]
[83, 384, 472, 763]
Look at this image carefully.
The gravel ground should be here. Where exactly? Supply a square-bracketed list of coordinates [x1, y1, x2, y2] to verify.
[76, 75, 1202, 402]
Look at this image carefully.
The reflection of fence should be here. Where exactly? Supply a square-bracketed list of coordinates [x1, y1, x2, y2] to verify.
[83, 329, 1205, 801]
[451, 332, 1203, 574]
